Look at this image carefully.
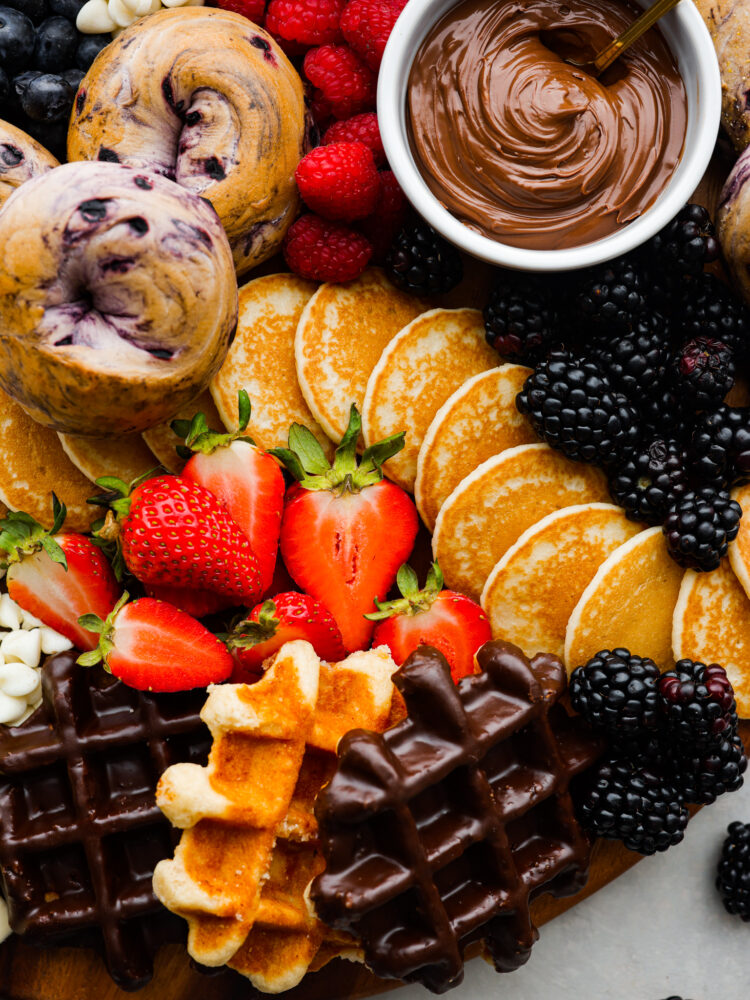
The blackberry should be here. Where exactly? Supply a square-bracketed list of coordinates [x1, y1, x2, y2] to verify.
[516, 350, 639, 466]
[658, 659, 738, 748]
[690, 405, 750, 487]
[648, 203, 720, 277]
[569, 648, 661, 741]
[385, 222, 462, 296]
[608, 437, 689, 524]
[680, 271, 750, 360]
[638, 383, 694, 444]
[671, 336, 735, 409]
[663, 487, 742, 572]
[588, 310, 670, 401]
[483, 272, 559, 365]
[716, 821, 750, 921]
[573, 256, 648, 333]
[672, 732, 746, 805]
[581, 756, 689, 855]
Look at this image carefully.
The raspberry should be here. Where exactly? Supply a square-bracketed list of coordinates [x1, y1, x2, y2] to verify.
[303, 43, 376, 119]
[295, 141, 379, 221]
[215, 0, 268, 23]
[358, 170, 406, 263]
[283, 212, 372, 282]
[323, 111, 385, 166]
[340, 0, 408, 70]
[265, 0, 346, 48]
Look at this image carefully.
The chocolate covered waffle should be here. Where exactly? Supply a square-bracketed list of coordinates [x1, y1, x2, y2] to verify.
[153, 640, 397, 993]
[310, 640, 602, 993]
[0, 650, 211, 990]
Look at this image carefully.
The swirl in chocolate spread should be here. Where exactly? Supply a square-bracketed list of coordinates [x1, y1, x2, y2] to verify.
[407, 0, 687, 250]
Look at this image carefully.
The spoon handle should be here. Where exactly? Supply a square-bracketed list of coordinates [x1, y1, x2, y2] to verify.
[593, 0, 683, 74]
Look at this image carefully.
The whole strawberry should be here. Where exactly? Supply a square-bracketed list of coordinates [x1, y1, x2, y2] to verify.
[266, 0, 346, 48]
[0, 497, 119, 651]
[283, 212, 372, 282]
[340, 0, 408, 70]
[94, 473, 263, 606]
[225, 591, 347, 682]
[303, 43, 376, 119]
[295, 142, 380, 221]
[366, 562, 491, 682]
[272, 405, 418, 651]
[324, 111, 385, 166]
[78, 594, 234, 692]
[173, 390, 285, 594]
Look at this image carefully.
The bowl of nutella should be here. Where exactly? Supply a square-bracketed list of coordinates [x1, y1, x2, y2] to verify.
[379, 0, 720, 271]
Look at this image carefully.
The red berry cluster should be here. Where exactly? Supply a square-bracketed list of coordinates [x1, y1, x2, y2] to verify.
[214, 0, 409, 283]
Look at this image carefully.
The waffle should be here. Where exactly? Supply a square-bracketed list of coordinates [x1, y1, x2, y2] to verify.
[153, 640, 397, 993]
[0, 650, 211, 990]
[310, 640, 602, 993]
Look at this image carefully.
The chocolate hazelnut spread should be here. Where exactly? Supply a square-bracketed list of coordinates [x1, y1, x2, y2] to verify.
[407, 0, 687, 250]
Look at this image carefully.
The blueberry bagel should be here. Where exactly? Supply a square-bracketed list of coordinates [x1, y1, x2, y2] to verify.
[0, 120, 58, 209]
[67, 7, 306, 277]
[0, 160, 238, 437]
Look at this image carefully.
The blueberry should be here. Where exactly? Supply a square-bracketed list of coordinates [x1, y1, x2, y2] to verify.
[33, 15, 77, 72]
[0, 6, 36, 75]
[61, 64, 83, 89]
[5, 0, 47, 24]
[74, 31, 108, 70]
[48, 0, 84, 18]
[20, 71, 73, 120]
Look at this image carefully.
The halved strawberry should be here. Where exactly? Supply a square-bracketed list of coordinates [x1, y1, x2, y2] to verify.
[78, 593, 234, 691]
[366, 562, 491, 682]
[0, 497, 119, 651]
[226, 590, 347, 683]
[272, 406, 418, 652]
[174, 390, 285, 594]
[94, 473, 263, 606]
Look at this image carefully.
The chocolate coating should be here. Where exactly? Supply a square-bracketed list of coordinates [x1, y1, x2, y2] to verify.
[310, 641, 602, 993]
[407, 0, 687, 250]
[0, 652, 210, 991]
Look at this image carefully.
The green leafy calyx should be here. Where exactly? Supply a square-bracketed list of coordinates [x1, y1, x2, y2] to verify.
[172, 389, 256, 460]
[0, 494, 68, 571]
[224, 600, 280, 650]
[365, 562, 444, 621]
[76, 592, 129, 670]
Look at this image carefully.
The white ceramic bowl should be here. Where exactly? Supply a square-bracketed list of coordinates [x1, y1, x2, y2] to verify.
[378, 0, 721, 271]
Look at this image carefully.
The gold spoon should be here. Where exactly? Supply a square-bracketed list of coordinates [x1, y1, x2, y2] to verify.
[544, 0, 683, 77]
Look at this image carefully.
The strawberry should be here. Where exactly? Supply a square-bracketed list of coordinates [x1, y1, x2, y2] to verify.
[173, 391, 285, 594]
[226, 590, 346, 682]
[144, 584, 237, 619]
[366, 562, 491, 683]
[78, 594, 233, 692]
[0, 497, 119, 651]
[271, 405, 418, 651]
[94, 473, 263, 606]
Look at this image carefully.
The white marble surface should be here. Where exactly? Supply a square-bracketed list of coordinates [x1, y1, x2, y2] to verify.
[397, 781, 750, 1000]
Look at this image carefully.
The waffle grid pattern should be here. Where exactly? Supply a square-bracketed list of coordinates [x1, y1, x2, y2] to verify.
[0, 651, 210, 990]
[312, 641, 600, 992]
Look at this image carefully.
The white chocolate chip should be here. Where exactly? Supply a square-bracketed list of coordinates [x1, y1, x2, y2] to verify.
[39, 626, 73, 655]
[0, 594, 21, 631]
[19, 607, 44, 630]
[0, 690, 30, 725]
[0, 662, 40, 698]
[1, 629, 42, 668]
[108, 0, 137, 27]
[76, 0, 117, 33]
[77, 0, 202, 32]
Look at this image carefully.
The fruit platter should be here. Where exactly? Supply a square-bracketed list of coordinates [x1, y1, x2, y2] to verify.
[1, 0, 750, 997]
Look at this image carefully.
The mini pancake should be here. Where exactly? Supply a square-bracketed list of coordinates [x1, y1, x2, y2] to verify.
[729, 482, 750, 599]
[295, 268, 427, 444]
[361, 308, 498, 492]
[481, 503, 643, 660]
[58, 433, 159, 485]
[432, 442, 609, 602]
[0, 389, 96, 532]
[211, 273, 333, 457]
[415, 365, 535, 531]
[673, 560, 750, 718]
[142, 390, 222, 473]
[564, 526, 683, 673]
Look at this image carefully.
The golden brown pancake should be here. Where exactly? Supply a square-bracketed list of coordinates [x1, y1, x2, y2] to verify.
[673, 560, 750, 718]
[432, 442, 609, 602]
[415, 365, 535, 532]
[565, 526, 684, 673]
[0, 388, 96, 531]
[211, 273, 332, 457]
[142, 390, 222, 473]
[361, 308, 497, 492]
[59, 432, 159, 485]
[481, 503, 643, 660]
[295, 269, 427, 443]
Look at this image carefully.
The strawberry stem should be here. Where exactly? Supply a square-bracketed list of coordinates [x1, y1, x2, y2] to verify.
[224, 599, 280, 650]
[365, 561, 444, 621]
[0, 494, 68, 570]
[77, 591, 128, 669]
[172, 389, 256, 459]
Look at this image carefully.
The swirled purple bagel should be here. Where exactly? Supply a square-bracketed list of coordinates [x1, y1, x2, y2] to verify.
[0, 160, 238, 437]
[0, 120, 58, 209]
[67, 7, 306, 277]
